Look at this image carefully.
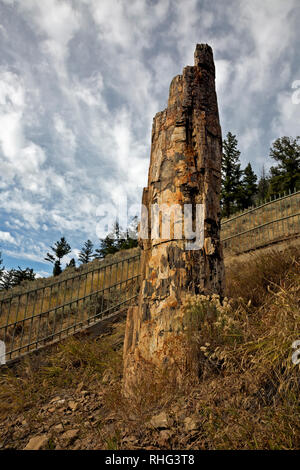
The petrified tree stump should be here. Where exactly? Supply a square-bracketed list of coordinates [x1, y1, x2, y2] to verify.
[123, 44, 225, 391]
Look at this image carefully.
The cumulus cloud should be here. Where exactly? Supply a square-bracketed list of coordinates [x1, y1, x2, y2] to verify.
[73, 74, 105, 108]
[12, 0, 81, 78]
[0, 230, 15, 244]
[0, 70, 48, 193]
[53, 114, 77, 164]
[272, 87, 300, 138]
[35, 270, 51, 278]
[0, 0, 299, 273]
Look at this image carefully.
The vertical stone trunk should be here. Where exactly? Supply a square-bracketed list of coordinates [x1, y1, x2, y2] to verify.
[123, 44, 225, 391]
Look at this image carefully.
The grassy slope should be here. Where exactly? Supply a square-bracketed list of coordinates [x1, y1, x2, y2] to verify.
[0, 242, 299, 450]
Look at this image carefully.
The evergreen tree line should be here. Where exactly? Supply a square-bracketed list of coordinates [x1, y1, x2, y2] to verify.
[0, 220, 139, 289]
[221, 133, 300, 218]
[44, 219, 139, 277]
[0, 252, 35, 291]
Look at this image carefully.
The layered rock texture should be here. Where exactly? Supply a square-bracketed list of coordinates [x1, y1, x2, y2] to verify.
[123, 44, 225, 390]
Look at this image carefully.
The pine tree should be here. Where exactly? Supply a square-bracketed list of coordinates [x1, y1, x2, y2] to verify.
[53, 260, 62, 277]
[221, 132, 243, 217]
[0, 252, 4, 280]
[78, 240, 94, 264]
[269, 136, 300, 196]
[45, 237, 71, 276]
[94, 219, 139, 260]
[12, 267, 35, 286]
[116, 216, 139, 251]
[240, 163, 258, 209]
[0, 252, 6, 290]
[257, 166, 270, 203]
[66, 258, 76, 269]
[94, 235, 119, 259]
[0, 270, 15, 290]
[118, 235, 138, 251]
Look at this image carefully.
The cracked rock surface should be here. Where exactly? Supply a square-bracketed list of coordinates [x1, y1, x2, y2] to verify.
[123, 44, 225, 391]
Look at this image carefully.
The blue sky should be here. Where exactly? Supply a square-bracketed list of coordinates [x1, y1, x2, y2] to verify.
[0, 0, 300, 277]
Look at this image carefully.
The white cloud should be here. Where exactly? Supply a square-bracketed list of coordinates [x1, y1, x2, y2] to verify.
[0, 70, 25, 156]
[35, 270, 50, 278]
[73, 74, 105, 108]
[54, 114, 77, 156]
[215, 59, 231, 94]
[239, 128, 263, 154]
[0, 230, 15, 244]
[4, 0, 81, 83]
[86, 0, 169, 52]
[0, 23, 6, 37]
[4, 248, 48, 263]
[0, 70, 48, 194]
[272, 88, 300, 137]
[16, 0, 80, 58]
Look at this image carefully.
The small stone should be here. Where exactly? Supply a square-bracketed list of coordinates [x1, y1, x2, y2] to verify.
[149, 412, 169, 429]
[24, 435, 48, 450]
[50, 396, 61, 403]
[158, 430, 172, 447]
[61, 429, 79, 444]
[54, 424, 64, 433]
[68, 401, 78, 411]
[73, 442, 82, 450]
[184, 416, 201, 432]
[76, 381, 84, 393]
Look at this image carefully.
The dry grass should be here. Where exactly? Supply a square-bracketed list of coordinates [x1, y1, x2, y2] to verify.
[0, 323, 125, 420]
[177, 243, 300, 449]
[225, 244, 300, 306]
[221, 191, 299, 236]
[221, 191, 299, 254]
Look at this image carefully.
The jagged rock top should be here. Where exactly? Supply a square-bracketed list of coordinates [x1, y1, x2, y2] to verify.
[167, 44, 216, 108]
[194, 43, 215, 76]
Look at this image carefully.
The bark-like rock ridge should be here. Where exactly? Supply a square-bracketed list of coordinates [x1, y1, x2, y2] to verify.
[123, 44, 225, 391]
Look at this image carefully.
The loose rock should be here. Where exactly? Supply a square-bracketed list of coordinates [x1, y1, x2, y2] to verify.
[24, 435, 48, 451]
